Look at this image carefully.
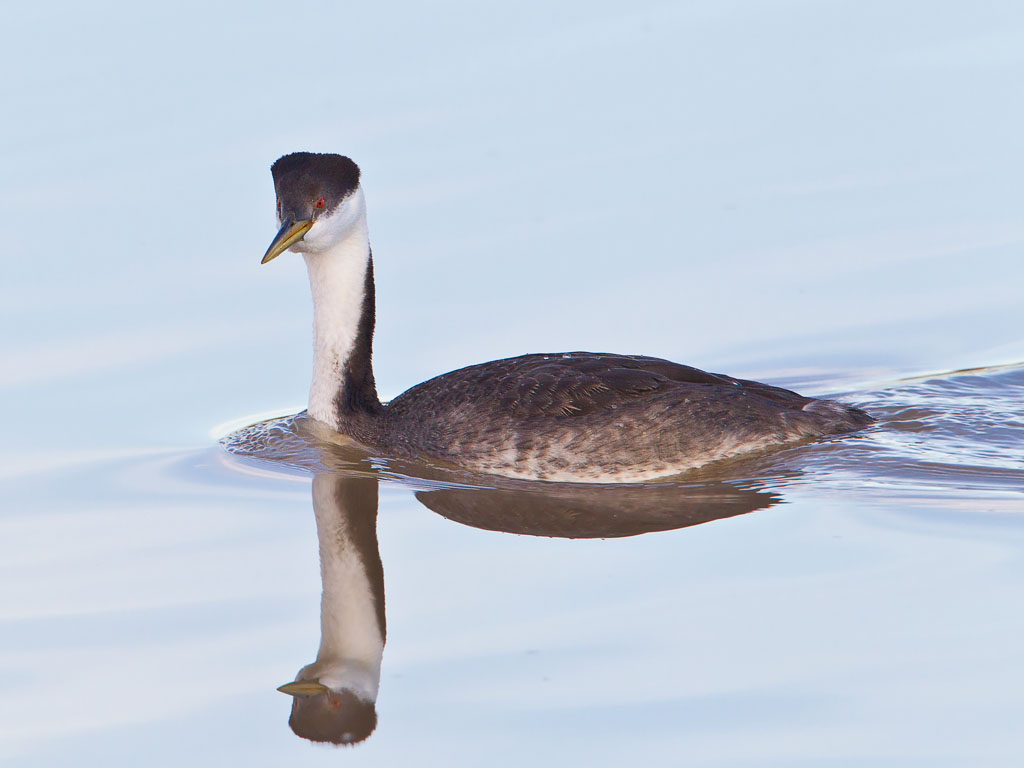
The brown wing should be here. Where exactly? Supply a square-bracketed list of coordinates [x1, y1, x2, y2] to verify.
[374, 351, 869, 478]
[389, 351, 810, 421]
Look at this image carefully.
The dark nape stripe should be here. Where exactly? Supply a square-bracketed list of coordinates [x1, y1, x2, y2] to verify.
[330, 475, 386, 642]
[335, 252, 382, 418]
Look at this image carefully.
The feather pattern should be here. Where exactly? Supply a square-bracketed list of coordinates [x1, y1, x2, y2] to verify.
[340, 352, 872, 482]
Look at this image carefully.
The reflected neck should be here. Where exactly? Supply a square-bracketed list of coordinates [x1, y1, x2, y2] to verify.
[304, 220, 381, 429]
[308, 474, 385, 701]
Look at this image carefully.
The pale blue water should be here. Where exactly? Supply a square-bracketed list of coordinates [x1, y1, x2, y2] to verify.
[2, 2, 1024, 765]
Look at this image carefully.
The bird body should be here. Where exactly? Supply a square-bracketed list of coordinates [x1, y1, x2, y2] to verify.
[341, 351, 867, 482]
[263, 153, 872, 483]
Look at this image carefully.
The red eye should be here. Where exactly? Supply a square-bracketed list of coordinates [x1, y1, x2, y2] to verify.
[315, 197, 325, 209]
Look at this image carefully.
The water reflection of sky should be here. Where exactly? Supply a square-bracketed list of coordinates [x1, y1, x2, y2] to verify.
[3, 1, 1024, 765]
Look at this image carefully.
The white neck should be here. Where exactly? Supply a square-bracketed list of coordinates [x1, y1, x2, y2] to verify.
[302, 474, 384, 702]
[300, 190, 372, 427]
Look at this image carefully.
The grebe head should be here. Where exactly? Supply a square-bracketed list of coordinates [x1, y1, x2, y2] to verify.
[262, 152, 365, 263]
[278, 680, 378, 745]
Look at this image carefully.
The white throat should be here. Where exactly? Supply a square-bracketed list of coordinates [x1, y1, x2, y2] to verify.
[301, 474, 385, 702]
[297, 188, 371, 427]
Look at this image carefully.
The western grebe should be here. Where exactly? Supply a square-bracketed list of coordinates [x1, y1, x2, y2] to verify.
[277, 474, 383, 746]
[262, 152, 871, 482]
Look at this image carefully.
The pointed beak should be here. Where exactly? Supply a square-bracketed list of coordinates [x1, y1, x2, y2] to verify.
[262, 217, 313, 264]
[277, 680, 330, 696]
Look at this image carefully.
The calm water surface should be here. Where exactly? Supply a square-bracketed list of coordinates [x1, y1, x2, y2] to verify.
[4, 363, 1022, 766]
[3, 2, 1024, 766]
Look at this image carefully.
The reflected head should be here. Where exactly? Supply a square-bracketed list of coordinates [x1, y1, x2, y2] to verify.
[287, 688, 378, 746]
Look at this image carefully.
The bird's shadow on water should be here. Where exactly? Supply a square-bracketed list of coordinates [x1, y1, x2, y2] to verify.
[217, 360, 1024, 747]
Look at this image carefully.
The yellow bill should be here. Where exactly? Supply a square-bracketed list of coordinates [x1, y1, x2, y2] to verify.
[277, 679, 330, 696]
[262, 217, 313, 264]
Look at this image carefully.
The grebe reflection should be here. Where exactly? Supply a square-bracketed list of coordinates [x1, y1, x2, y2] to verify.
[275, 458, 778, 746]
[278, 474, 384, 745]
